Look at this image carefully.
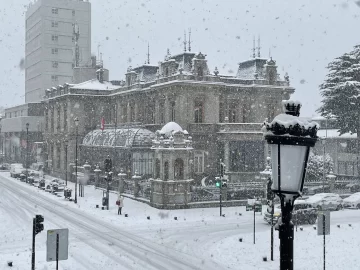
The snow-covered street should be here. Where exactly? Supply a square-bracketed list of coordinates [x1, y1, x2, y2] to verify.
[1, 172, 360, 270]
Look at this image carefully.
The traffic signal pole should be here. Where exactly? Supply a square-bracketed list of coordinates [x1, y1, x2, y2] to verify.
[31, 218, 35, 270]
[219, 184, 222, 217]
[31, 215, 44, 270]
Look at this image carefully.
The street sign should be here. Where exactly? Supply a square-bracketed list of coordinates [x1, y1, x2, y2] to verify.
[317, 212, 330, 236]
[46, 229, 69, 262]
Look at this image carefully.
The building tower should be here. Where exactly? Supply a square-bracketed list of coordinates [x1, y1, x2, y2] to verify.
[25, 0, 91, 103]
[150, 122, 194, 209]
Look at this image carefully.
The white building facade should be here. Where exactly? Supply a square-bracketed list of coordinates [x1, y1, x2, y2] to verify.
[25, 0, 91, 103]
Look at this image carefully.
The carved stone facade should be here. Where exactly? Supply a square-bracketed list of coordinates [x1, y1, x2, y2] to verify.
[42, 51, 294, 183]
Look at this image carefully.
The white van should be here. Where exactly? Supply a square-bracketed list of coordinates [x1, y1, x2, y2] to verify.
[10, 163, 24, 178]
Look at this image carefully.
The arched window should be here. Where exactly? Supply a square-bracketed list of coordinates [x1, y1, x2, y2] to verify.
[155, 159, 160, 179]
[170, 101, 176, 122]
[164, 161, 169, 180]
[197, 66, 203, 77]
[194, 101, 203, 123]
[174, 158, 184, 180]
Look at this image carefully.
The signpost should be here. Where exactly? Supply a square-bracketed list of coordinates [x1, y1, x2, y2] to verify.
[47, 229, 69, 269]
[317, 211, 330, 270]
[246, 199, 262, 244]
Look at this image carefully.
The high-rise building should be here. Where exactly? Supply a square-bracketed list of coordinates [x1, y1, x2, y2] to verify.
[25, 0, 91, 103]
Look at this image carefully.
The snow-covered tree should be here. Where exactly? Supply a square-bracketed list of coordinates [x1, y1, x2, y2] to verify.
[305, 152, 334, 182]
[318, 45, 360, 135]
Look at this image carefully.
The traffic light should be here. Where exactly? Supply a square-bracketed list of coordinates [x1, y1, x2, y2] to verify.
[215, 177, 221, 188]
[220, 162, 226, 178]
[222, 180, 227, 188]
[104, 157, 112, 172]
[34, 215, 44, 235]
[108, 171, 113, 182]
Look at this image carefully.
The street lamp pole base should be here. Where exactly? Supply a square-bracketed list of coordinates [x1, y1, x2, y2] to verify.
[279, 200, 294, 270]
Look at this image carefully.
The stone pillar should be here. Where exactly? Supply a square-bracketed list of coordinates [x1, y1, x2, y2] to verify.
[118, 169, 126, 194]
[94, 165, 101, 187]
[132, 171, 141, 197]
[83, 161, 91, 184]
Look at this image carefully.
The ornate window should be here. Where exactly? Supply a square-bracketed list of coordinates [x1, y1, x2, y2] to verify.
[219, 102, 224, 123]
[130, 102, 135, 122]
[174, 158, 184, 180]
[194, 151, 204, 173]
[63, 105, 67, 131]
[164, 161, 169, 180]
[229, 102, 237, 123]
[159, 101, 165, 124]
[155, 159, 160, 179]
[229, 141, 264, 172]
[194, 101, 204, 123]
[170, 101, 176, 122]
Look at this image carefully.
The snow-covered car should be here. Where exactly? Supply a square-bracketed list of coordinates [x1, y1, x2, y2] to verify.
[343, 192, 360, 209]
[49, 178, 65, 187]
[346, 183, 360, 193]
[264, 200, 317, 225]
[48, 179, 65, 192]
[10, 163, 24, 178]
[306, 193, 343, 211]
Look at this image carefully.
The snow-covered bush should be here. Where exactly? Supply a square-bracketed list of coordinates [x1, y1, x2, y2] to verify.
[305, 151, 334, 182]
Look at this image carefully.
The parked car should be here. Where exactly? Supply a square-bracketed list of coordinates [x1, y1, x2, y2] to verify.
[306, 185, 330, 195]
[306, 193, 343, 211]
[0, 163, 10, 170]
[10, 163, 24, 178]
[264, 200, 317, 225]
[48, 179, 65, 193]
[343, 192, 360, 209]
[346, 183, 360, 193]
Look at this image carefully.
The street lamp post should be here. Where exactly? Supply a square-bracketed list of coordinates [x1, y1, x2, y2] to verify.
[26, 123, 29, 183]
[74, 117, 79, 204]
[64, 139, 68, 186]
[321, 138, 326, 192]
[263, 100, 318, 270]
[260, 158, 274, 261]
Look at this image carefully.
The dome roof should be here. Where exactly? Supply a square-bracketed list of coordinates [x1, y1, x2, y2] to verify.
[82, 127, 155, 148]
[160, 122, 183, 136]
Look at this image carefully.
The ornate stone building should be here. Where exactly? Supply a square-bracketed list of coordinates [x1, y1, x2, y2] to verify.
[42, 50, 294, 183]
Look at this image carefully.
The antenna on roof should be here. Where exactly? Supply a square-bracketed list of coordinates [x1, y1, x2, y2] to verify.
[147, 42, 150, 64]
[252, 36, 256, 58]
[257, 35, 261, 58]
[183, 31, 187, 52]
[188, 28, 192, 52]
[269, 47, 272, 58]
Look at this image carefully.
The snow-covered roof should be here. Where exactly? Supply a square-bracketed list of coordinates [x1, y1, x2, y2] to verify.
[70, 79, 119, 91]
[317, 129, 357, 139]
[82, 128, 155, 148]
[159, 122, 183, 136]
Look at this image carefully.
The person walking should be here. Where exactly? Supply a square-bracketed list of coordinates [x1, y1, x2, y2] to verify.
[117, 195, 124, 215]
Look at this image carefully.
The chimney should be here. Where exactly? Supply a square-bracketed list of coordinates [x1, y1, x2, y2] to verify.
[96, 68, 104, 83]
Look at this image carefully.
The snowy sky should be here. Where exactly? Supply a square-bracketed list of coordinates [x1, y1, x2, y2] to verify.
[1, 0, 360, 117]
